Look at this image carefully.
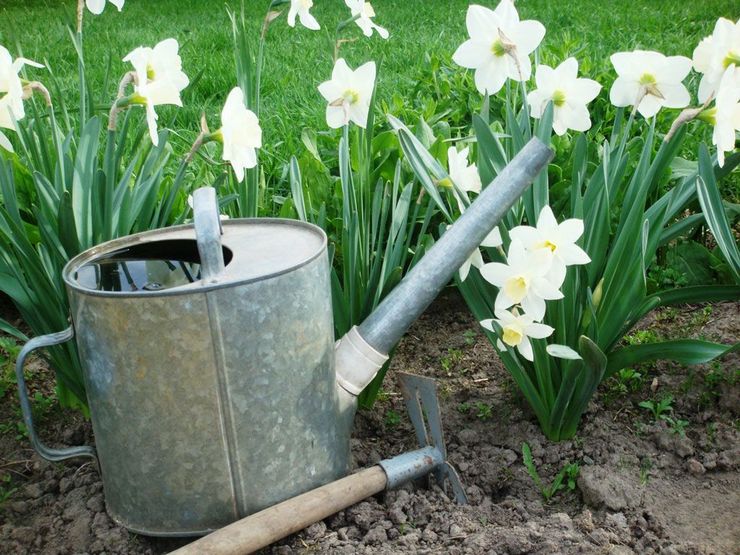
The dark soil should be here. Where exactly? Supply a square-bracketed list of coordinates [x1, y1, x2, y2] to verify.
[0, 290, 738, 555]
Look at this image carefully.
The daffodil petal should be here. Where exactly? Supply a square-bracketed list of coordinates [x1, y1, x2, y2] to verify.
[525, 322, 554, 339]
[517, 336, 534, 361]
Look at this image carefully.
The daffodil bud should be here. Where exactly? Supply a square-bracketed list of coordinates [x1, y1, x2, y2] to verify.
[592, 278, 604, 309]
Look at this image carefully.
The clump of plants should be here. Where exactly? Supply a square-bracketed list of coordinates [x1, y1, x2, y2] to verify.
[392, 1, 739, 440]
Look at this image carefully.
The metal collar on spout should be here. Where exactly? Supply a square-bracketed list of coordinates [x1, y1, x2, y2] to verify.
[335, 137, 553, 398]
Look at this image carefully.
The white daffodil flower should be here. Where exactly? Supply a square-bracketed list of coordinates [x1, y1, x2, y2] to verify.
[123, 38, 189, 146]
[448, 145, 482, 195]
[480, 238, 563, 321]
[452, 1, 546, 95]
[706, 66, 740, 167]
[288, 0, 320, 31]
[693, 17, 740, 103]
[509, 205, 590, 287]
[86, 0, 124, 15]
[609, 50, 692, 118]
[480, 309, 554, 361]
[217, 87, 262, 183]
[0, 45, 44, 152]
[318, 58, 376, 129]
[344, 0, 389, 39]
[457, 227, 502, 282]
[527, 57, 602, 136]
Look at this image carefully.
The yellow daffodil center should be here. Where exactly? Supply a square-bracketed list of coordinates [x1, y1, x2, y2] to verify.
[723, 51, 740, 68]
[638, 73, 657, 86]
[504, 275, 529, 303]
[502, 325, 523, 346]
[300, 0, 313, 8]
[638, 73, 663, 99]
[552, 90, 566, 108]
[146, 65, 156, 81]
[491, 39, 506, 57]
[343, 89, 360, 105]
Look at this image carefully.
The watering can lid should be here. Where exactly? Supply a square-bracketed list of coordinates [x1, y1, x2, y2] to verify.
[63, 218, 327, 296]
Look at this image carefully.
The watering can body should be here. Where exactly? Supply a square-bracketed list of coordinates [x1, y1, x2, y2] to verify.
[59, 218, 348, 535]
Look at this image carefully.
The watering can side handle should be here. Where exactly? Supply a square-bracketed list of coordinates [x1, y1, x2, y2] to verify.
[15, 326, 97, 463]
[193, 187, 225, 284]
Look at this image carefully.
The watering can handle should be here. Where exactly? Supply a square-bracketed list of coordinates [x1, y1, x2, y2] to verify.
[15, 326, 97, 462]
[193, 187, 225, 283]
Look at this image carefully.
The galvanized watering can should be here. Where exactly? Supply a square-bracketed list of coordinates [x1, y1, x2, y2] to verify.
[15, 139, 551, 536]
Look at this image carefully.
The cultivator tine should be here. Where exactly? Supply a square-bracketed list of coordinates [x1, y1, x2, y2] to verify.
[398, 372, 468, 504]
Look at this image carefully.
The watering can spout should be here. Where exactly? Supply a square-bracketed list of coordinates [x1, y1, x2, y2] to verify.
[335, 137, 553, 411]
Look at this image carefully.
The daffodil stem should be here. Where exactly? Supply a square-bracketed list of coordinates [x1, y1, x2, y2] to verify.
[664, 95, 714, 142]
[185, 114, 214, 164]
[76, 0, 84, 34]
[108, 71, 137, 132]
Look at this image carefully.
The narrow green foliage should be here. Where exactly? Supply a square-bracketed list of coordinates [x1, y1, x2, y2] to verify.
[391, 83, 739, 440]
[522, 442, 580, 501]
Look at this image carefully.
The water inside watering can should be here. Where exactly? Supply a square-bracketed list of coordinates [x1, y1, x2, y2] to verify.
[73, 239, 231, 292]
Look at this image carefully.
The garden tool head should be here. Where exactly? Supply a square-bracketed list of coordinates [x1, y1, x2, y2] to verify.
[380, 372, 467, 503]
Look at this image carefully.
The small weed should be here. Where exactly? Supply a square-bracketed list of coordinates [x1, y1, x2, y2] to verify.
[440, 348, 464, 375]
[0, 474, 16, 506]
[474, 402, 492, 420]
[457, 402, 471, 414]
[521, 442, 580, 501]
[384, 409, 401, 428]
[0, 337, 20, 398]
[655, 307, 679, 322]
[688, 305, 713, 329]
[607, 367, 644, 399]
[700, 362, 738, 406]
[626, 329, 660, 345]
[662, 415, 689, 437]
[638, 395, 674, 421]
[462, 330, 477, 345]
[639, 458, 653, 485]
[457, 401, 493, 420]
[706, 422, 717, 444]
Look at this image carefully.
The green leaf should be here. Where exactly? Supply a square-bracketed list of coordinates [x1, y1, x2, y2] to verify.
[289, 156, 307, 222]
[71, 116, 101, 249]
[696, 145, 740, 282]
[606, 340, 739, 377]
[0, 317, 27, 341]
[645, 285, 740, 308]
[665, 241, 716, 286]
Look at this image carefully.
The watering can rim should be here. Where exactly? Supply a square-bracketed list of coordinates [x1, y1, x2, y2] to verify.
[62, 217, 328, 298]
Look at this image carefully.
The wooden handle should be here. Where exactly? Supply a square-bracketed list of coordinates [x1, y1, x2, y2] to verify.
[171, 466, 388, 555]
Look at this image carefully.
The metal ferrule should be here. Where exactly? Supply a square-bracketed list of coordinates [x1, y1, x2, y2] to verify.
[378, 446, 445, 490]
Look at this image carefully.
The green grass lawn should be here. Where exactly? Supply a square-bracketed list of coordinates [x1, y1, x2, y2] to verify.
[1, 0, 737, 172]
